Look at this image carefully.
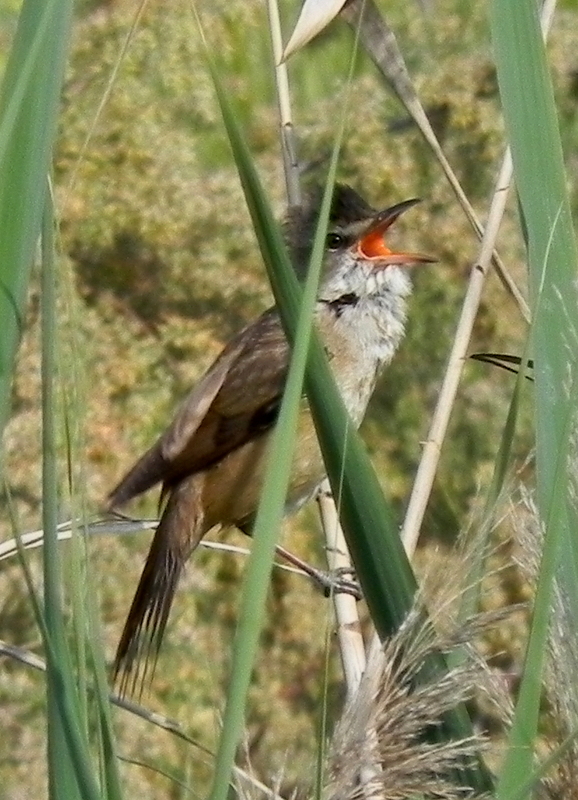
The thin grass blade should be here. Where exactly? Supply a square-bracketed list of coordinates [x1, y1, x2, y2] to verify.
[42, 191, 104, 800]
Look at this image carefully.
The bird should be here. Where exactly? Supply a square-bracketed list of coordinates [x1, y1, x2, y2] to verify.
[107, 184, 435, 695]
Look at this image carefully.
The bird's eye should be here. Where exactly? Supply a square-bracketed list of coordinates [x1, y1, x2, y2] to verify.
[326, 232, 345, 250]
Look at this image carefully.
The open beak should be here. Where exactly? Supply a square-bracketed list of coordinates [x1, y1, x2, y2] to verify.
[355, 198, 436, 265]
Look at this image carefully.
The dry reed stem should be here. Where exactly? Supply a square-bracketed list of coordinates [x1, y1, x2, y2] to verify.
[340, 0, 530, 321]
[267, 0, 365, 714]
[317, 480, 367, 699]
[398, 0, 557, 555]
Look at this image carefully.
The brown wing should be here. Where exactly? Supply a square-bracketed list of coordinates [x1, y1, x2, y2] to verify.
[107, 308, 289, 509]
[161, 309, 289, 468]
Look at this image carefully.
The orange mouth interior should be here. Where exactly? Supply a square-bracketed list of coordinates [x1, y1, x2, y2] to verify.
[357, 226, 393, 259]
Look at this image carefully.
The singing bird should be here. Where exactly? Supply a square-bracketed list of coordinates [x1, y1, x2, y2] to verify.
[107, 185, 434, 693]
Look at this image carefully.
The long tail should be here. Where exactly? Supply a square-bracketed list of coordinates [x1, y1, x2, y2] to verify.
[113, 475, 205, 697]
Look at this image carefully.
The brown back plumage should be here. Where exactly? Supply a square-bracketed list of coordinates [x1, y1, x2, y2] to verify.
[107, 309, 289, 512]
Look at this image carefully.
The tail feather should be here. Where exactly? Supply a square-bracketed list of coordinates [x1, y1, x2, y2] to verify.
[108, 442, 168, 510]
[113, 475, 205, 697]
[113, 533, 182, 697]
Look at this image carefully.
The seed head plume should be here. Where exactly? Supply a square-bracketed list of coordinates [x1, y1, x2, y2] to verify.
[326, 604, 505, 800]
[325, 513, 524, 800]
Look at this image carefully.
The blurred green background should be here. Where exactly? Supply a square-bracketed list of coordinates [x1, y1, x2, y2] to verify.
[2, 0, 577, 795]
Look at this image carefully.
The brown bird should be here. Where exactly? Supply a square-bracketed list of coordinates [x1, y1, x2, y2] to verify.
[107, 185, 434, 694]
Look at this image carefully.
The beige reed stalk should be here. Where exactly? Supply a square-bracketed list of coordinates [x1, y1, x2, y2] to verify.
[400, 0, 557, 557]
[267, 0, 367, 704]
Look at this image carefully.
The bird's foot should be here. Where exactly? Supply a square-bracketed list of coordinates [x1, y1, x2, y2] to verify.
[274, 544, 362, 599]
[319, 567, 362, 601]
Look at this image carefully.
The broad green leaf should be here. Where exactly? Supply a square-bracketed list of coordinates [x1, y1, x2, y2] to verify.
[491, 0, 578, 793]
